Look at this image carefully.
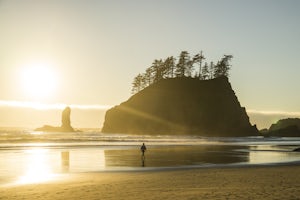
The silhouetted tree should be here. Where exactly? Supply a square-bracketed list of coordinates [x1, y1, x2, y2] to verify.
[164, 56, 176, 78]
[152, 59, 165, 83]
[209, 62, 215, 79]
[140, 73, 146, 89]
[132, 73, 144, 93]
[193, 51, 205, 79]
[222, 55, 233, 74]
[186, 59, 194, 77]
[131, 51, 233, 93]
[214, 55, 233, 78]
[214, 61, 222, 78]
[202, 62, 209, 80]
[175, 51, 190, 77]
[144, 67, 153, 86]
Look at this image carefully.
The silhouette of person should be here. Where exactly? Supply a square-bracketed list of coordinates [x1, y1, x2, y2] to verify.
[141, 143, 147, 156]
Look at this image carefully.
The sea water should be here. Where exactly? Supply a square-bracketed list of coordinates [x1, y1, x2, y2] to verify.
[1, 127, 300, 185]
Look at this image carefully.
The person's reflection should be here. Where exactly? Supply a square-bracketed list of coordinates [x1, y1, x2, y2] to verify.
[141, 155, 146, 167]
[140, 143, 147, 167]
[61, 151, 70, 172]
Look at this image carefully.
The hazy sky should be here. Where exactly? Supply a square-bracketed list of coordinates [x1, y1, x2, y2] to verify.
[0, 0, 299, 129]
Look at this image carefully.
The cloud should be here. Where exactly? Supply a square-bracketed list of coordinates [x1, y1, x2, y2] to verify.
[247, 109, 300, 129]
[247, 109, 300, 117]
[0, 100, 112, 110]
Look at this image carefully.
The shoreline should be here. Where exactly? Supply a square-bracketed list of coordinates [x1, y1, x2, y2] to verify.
[1, 164, 300, 200]
[1, 141, 300, 184]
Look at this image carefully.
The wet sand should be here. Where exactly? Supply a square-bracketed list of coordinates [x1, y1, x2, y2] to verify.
[1, 165, 300, 200]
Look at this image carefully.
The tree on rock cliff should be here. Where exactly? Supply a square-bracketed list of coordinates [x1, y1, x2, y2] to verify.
[175, 51, 191, 77]
[164, 56, 176, 78]
[152, 59, 165, 83]
[214, 55, 233, 78]
[132, 73, 144, 94]
[131, 51, 233, 94]
[192, 51, 205, 79]
[201, 62, 209, 80]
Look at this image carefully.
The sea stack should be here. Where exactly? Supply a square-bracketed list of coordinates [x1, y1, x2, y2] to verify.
[35, 106, 75, 132]
[102, 76, 258, 136]
[61, 106, 74, 132]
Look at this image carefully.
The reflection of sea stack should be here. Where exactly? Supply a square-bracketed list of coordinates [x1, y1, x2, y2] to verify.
[61, 107, 74, 132]
[61, 151, 70, 172]
[35, 106, 75, 132]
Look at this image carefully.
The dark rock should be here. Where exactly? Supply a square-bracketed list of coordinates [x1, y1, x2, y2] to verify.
[260, 128, 269, 134]
[61, 107, 74, 132]
[266, 118, 300, 137]
[35, 106, 75, 132]
[293, 147, 300, 152]
[102, 76, 258, 136]
[269, 118, 300, 131]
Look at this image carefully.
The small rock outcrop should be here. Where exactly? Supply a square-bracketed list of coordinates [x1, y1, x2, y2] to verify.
[35, 106, 75, 132]
[269, 118, 300, 131]
[265, 118, 300, 137]
[293, 147, 300, 152]
[102, 76, 258, 136]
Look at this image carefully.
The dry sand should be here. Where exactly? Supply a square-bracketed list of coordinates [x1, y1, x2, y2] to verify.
[1, 165, 300, 200]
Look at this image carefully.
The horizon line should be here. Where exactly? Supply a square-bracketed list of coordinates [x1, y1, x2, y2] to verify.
[0, 100, 113, 110]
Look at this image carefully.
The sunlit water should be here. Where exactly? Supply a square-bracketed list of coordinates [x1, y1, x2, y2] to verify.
[1, 128, 300, 185]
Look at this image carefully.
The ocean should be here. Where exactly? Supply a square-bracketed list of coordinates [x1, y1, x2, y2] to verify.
[1, 127, 300, 185]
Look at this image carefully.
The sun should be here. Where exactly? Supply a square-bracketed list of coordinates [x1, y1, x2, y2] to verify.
[20, 63, 58, 100]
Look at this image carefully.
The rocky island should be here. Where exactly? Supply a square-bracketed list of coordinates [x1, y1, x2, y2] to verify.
[102, 51, 258, 136]
[102, 76, 258, 136]
[35, 106, 75, 132]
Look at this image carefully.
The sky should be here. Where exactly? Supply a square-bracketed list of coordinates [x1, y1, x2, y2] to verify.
[0, 0, 299, 129]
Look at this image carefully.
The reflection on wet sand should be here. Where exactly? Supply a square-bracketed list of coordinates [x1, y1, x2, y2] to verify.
[104, 145, 249, 168]
[4, 144, 300, 186]
[61, 151, 70, 172]
[141, 155, 146, 167]
[17, 149, 57, 184]
[12, 149, 105, 185]
[249, 145, 300, 164]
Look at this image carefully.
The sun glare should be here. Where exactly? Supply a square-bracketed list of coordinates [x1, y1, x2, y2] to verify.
[20, 63, 58, 100]
[17, 149, 57, 184]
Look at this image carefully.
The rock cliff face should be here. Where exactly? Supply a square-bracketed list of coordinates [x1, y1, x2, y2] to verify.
[102, 76, 258, 136]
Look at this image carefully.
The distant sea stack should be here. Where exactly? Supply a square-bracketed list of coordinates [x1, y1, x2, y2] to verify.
[61, 107, 74, 132]
[35, 106, 75, 132]
[264, 118, 300, 137]
[102, 76, 258, 136]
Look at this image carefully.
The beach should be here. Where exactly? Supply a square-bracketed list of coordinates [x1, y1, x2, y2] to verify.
[1, 165, 300, 200]
[1, 130, 300, 199]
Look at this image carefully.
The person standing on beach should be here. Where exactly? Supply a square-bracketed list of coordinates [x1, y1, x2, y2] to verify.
[141, 143, 147, 156]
